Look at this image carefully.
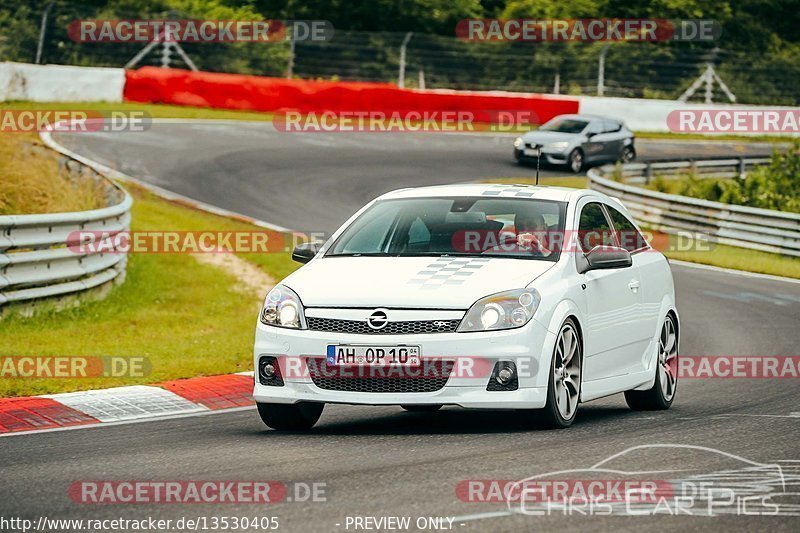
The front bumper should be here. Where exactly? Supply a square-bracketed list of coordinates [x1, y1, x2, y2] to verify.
[514, 148, 569, 165]
[253, 319, 554, 409]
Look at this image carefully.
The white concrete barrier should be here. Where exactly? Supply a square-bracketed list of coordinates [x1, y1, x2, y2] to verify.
[0, 62, 124, 102]
[1, 62, 795, 136]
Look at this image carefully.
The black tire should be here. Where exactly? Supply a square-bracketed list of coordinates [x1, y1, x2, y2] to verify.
[527, 318, 582, 429]
[624, 315, 678, 411]
[567, 149, 584, 173]
[257, 402, 324, 430]
[620, 145, 636, 163]
[401, 404, 442, 412]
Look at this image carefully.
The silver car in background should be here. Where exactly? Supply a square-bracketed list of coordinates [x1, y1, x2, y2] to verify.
[513, 114, 636, 173]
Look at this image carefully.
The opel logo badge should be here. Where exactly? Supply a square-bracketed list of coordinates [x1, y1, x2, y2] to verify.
[367, 309, 389, 330]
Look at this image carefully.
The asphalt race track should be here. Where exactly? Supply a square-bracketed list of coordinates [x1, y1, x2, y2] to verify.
[3, 122, 798, 532]
[52, 121, 779, 233]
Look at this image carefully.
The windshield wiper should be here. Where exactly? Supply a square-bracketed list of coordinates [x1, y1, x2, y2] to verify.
[326, 252, 391, 257]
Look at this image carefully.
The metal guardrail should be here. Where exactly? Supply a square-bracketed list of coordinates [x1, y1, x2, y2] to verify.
[0, 173, 132, 308]
[588, 158, 800, 257]
[616, 156, 772, 184]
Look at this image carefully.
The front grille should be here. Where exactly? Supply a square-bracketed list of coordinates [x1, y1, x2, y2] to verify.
[306, 317, 460, 335]
[307, 358, 453, 393]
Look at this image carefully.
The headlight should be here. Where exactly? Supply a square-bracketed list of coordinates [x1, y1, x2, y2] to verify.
[513, 137, 524, 149]
[260, 284, 306, 329]
[545, 141, 569, 151]
[458, 288, 541, 332]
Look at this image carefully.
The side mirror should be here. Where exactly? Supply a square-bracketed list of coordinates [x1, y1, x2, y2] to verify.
[585, 131, 597, 139]
[577, 245, 632, 274]
[292, 242, 322, 264]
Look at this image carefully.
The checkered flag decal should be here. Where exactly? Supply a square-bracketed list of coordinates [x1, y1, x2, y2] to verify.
[480, 185, 536, 197]
[408, 257, 491, 289]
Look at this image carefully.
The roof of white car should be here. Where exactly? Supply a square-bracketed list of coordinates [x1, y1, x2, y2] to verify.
[380, 183, 592, 202]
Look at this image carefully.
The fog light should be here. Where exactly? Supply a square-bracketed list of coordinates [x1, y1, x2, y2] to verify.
[487, 361, 518, 391]
[258, 356, 284, 386]
[496, 367, 513, 385]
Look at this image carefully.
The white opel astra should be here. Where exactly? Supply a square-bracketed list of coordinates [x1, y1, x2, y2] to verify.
[254, 184, 678, 430]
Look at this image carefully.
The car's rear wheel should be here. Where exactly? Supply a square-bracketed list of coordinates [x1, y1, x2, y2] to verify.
[567, 149, 584, 173]
[625, 314, 678, 410]
[620, 145, 636, 163]
[257, 402, 324, 430]
[401, 405, 442, 412]
[529, 318, 582, 429]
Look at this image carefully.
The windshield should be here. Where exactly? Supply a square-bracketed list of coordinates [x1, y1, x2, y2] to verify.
[328, 197, 566, 260]
[540, 117, 588, 134]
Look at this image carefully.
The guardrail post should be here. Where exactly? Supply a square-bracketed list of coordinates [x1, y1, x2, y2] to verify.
[644, 163, 653, 185]
[737, 157, 746, 178]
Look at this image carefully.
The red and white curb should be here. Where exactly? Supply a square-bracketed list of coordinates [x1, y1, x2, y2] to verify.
[0, 372, 255, 436]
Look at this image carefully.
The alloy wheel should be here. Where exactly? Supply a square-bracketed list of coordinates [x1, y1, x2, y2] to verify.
[658, 315, 678, 402]
[554, 323, 582, 420]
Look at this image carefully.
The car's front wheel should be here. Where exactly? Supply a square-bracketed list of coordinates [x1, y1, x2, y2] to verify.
[567, 149, 584, 173]
[625, 314, 678, 410]
[257, 402, 324, 430]
[620, 145, 636, 163]
[528, 318, 582, 429]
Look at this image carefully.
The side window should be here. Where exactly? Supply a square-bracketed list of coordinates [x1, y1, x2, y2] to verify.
[606, 206, 648, 252]
[586, 121, 604, 135]
[578, 202, 615, 252]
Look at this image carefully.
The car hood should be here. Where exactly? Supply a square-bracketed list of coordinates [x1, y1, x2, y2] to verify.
[520, 131, 578, 145]
[283, 256, 555, 308]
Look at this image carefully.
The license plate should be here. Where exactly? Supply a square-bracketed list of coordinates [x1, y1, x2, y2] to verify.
[326, 345, 421, 367]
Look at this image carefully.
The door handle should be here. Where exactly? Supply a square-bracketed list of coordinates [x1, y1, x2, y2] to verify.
[628, 279, 640, 292]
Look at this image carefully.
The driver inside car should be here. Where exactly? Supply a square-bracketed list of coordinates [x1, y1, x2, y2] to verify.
[515, 212, 553, 257]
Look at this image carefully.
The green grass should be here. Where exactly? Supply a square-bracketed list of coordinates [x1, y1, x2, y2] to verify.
[0, 184, 298, 397]
[664, 242, 800, 278]
[633, 131, 789, 144]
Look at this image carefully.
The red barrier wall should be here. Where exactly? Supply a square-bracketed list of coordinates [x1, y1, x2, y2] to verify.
[124, 68, 579, 124]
